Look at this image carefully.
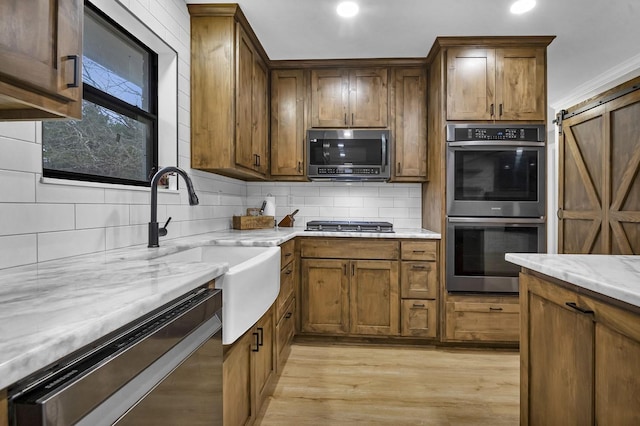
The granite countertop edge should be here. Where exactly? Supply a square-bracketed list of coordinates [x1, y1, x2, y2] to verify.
[0, 227, 439, 390]
[505, 253, 640, 309]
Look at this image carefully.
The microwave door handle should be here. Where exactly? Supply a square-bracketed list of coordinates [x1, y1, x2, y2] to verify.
[381, 134, 387, 172]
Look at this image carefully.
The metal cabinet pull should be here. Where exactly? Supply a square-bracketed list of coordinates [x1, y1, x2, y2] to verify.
[499, 103, 503, 117]
[285, 268, 293, 275]
[344, 113, 347, 126]
[285, 252, 293, 257]
[489, 307, 503, 311]
[343, 264, 347, 275]
[411, 265, 427, 270]
[397, 162, 402, 173]
[412, 250, 426, 254]
[490, 103, 495, 116]
[413, 303, 426, 308]
[351, 264, 355, 276]
[297, 161, 302, 173]
[285, 312, 292, 319]
[565, 302, 594, 314]
[252, 332, 260, 352]
[66, 55, 80, 88]
[351, 113, 354, 126]
[257, 327, 264, 346]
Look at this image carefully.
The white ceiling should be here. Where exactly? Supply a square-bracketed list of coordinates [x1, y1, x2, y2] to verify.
[186, 0, 640, 108]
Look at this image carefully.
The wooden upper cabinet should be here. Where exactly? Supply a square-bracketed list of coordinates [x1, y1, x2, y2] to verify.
[0, 0, 82, 119]
[311, 68, 388, 128]
[189, 4, 268, 180]
[446, 46, 546, 121]
[270, 69, 305, 179]
[391, 67, 427, 181]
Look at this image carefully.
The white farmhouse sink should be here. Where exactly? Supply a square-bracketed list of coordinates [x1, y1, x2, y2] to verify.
[161, 245, 281, 344]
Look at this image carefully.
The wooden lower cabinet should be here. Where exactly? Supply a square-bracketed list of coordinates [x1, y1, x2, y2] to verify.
[223, 306, 275, 426]
[444, 296, 520, 343]
[275, 297, 296, 372]
[301, 258, 399, 336]
[0, 388, 6, 426]
[521, 272, 640, 425]
[401, 299, 437, 338]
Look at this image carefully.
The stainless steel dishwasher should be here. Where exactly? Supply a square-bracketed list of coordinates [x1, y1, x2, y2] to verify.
[10, 286, 222, 426]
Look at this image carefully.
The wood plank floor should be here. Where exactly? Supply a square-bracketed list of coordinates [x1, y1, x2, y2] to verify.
[256, 343, 519, 425]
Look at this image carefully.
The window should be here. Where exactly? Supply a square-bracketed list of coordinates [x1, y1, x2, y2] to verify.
[43, 2, 158, 186]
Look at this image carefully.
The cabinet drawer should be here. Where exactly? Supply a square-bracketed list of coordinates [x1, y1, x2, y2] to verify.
[276, 297, 296, 373]
[280, 239, 295, 268]
[300, 239, 399, 260]
[400, 261, 438, 299]
[401, 241, 437, 261]
[276, 260, 296, 321]
[445, 300, 520, 342]
[401, 299, 437, 338]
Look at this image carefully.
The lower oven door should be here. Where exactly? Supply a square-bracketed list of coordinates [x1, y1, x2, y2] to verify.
[446, 217, 546, 293]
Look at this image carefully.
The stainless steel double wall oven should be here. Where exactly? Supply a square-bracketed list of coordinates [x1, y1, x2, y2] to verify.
[445, 124, 546, 293]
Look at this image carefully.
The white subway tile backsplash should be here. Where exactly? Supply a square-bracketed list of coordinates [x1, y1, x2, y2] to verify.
[394, 198, 421, 208]
[0, 234, 37, 269]
[104, 188, 149, 205]
[0, 122, 37, 142]
[106, 224, 147, 251]
[379, 187, 409, 197]
[37, 180, 105, 204]
[38, 229, 105, 262]
[334, 197, 364, 208]
[319, 186, 350, 197]
[0, 171, 35, 202]
[363, 197, 394, 208]
[0, 204, 74, 236]
[380, 207, 409, 218]
[304, 196, 334, 207]
[0, 138, 42, 173]
[76, 204, 130, 229]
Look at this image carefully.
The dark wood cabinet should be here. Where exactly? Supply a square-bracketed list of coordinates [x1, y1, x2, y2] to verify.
[391, 67, 427, 181]
[310, 68, 388, 128]
[0, 0, 82, 119]
[189, 4, 269, 180]
[446, 45, 547, 121]
[270, 69, 306, 179]
[520, 272, 640, 425]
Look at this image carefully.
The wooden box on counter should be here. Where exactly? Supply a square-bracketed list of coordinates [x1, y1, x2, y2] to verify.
[232, 215, 275, 230]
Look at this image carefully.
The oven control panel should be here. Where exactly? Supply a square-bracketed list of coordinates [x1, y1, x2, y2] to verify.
[446, 124, 545, 142]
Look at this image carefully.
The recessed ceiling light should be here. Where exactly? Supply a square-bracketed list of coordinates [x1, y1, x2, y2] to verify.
[510, 0, 536, 14]
[337, 1, 359, 18]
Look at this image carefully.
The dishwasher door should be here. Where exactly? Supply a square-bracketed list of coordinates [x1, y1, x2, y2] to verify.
[12, 287, 222, 426]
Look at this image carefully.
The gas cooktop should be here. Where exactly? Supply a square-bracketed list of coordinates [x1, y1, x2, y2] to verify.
[305, 220, 394, 233]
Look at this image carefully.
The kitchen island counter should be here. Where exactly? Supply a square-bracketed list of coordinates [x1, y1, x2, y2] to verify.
[506, 253, 640, 309]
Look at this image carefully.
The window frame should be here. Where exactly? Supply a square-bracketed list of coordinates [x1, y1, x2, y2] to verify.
[42, 1, 159, 187]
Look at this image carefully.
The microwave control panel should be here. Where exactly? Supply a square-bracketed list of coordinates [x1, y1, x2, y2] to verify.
[317, 167, 380, 175]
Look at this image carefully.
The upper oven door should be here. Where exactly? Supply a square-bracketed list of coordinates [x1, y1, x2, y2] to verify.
[446, 142, 546, 217]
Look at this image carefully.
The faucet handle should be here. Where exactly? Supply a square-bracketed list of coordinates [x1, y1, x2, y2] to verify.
[159, 217, 172, 237]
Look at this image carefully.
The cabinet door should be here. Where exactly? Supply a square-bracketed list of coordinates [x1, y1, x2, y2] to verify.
[401, 299, 437, 338]
[223, 330, 254, 426]
[311, 68, 349, 127]
[350, 260, 399, 336]
[446, 47, 495, 120]
[254, 308, 275, 415]
[252, 55, 269, 175]
[0, 0, 82, 118]
[392, 67, 427, 180]
[495, 48, 545, 121]
[271, 69, 305, 177]
[301, 259, 349, 334]
[235, 26, 256, 171]
[523, 274, 594, 426]
[400, 261, 437, 299]
[276, 297, 296, 373]
[349, 68, 388, 127]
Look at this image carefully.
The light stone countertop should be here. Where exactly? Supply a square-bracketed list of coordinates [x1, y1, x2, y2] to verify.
[0, 227, 439, 390]
[505, 253, 640, 308]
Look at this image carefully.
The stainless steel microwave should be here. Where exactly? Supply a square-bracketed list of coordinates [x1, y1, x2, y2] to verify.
[307, 129, 390, 181]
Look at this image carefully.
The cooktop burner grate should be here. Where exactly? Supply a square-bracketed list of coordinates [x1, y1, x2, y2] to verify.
[305, 220, 394, 233]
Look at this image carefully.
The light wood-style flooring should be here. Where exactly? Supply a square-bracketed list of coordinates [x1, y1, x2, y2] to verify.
[256, 343, 519, 425]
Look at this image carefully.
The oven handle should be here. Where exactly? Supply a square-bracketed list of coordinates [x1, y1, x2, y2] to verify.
[447, 141, 545, 147]
[447, 217, 546, 224]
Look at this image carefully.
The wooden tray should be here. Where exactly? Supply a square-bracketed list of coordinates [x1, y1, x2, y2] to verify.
[232, 215, 275, 230]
